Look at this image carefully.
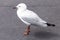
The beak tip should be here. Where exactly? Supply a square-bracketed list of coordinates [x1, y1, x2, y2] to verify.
[13, 7, 17, 9]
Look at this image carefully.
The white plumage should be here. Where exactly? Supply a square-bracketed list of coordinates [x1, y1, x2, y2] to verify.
[16, 3, 48, 27]
[13, 3, 55, 35]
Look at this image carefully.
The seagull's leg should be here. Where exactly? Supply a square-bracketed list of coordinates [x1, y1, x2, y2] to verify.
[24, 25, 30, 36]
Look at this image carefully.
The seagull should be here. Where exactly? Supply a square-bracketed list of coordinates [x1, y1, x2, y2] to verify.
[13, 3, 55, 36]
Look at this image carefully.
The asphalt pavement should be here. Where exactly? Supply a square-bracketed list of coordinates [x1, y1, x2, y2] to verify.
[0, 0, 60, 40]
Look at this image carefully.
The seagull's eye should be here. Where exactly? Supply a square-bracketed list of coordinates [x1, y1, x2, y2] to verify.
[19, 6, 20, 7]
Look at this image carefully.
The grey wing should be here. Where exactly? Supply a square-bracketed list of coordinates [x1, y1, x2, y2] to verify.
[21, 16, 39, 25]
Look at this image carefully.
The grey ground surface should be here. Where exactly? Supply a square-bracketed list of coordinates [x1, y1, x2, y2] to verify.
[0, 0, 60, 40]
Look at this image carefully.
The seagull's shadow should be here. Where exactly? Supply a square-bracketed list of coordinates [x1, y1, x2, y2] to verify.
[32, 31, 60, 39]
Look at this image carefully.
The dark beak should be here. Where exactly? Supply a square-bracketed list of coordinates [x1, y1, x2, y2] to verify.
[13, 7, 17, 9]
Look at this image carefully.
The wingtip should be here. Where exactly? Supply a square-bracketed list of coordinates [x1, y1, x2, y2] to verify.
[52, 24, 56, 27]
[45, 23, 56, 27]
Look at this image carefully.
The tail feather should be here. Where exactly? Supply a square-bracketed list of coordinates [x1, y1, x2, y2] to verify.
[45, 23, 55, 27]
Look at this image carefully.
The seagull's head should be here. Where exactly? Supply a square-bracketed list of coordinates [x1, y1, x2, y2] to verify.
[13, 3, 27, 10]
